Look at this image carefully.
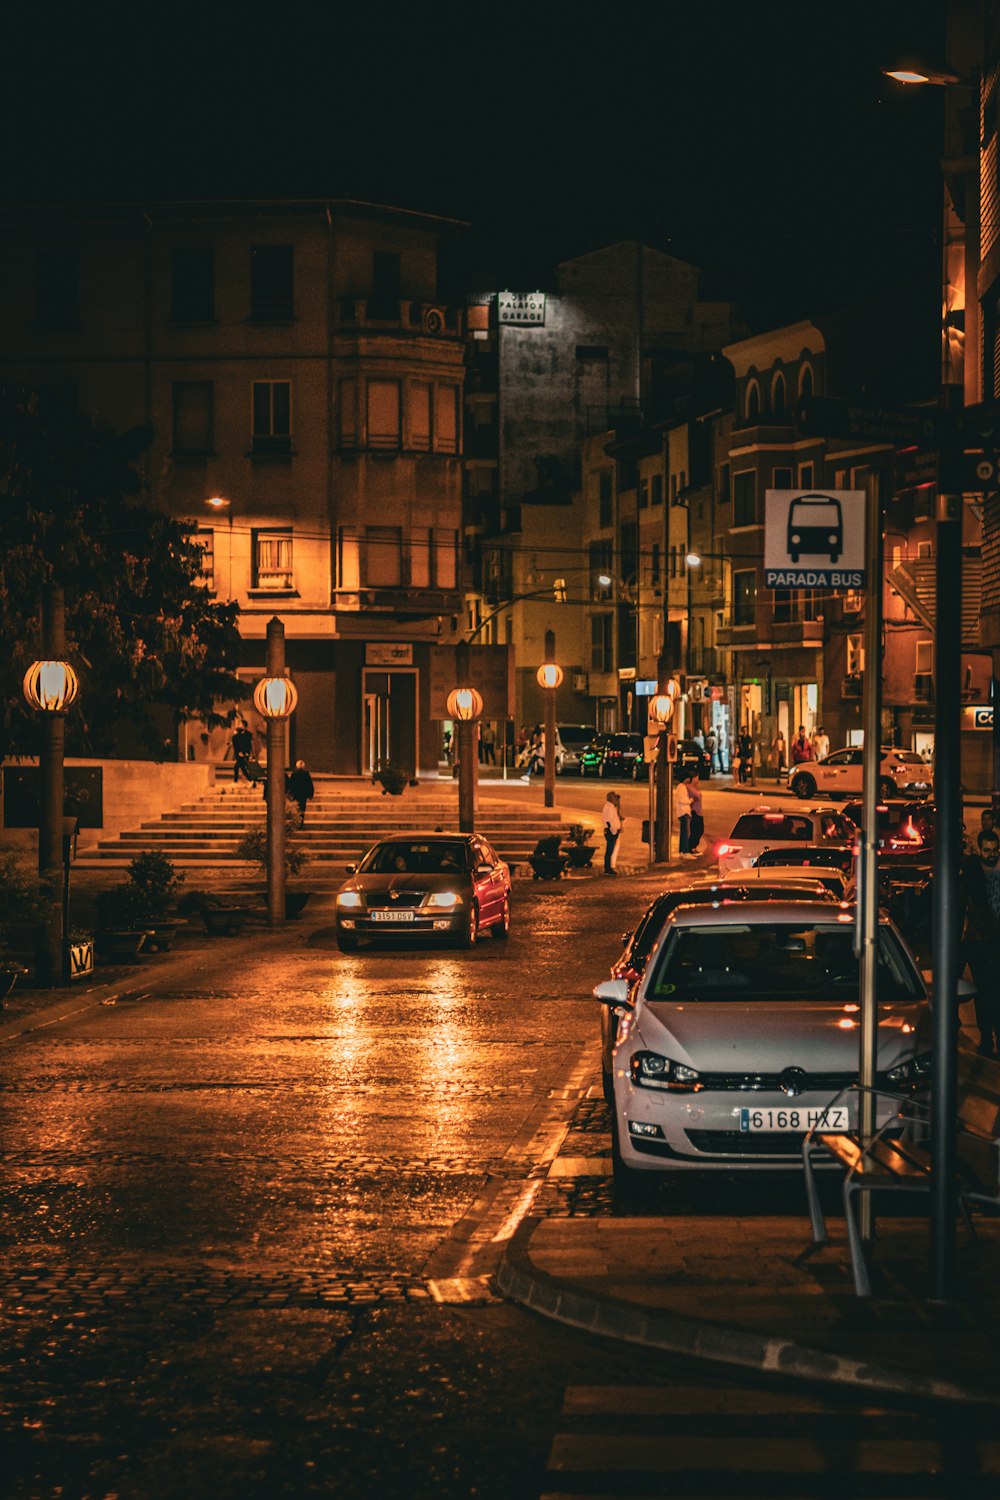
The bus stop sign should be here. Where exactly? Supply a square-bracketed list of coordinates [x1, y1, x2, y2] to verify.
[764, 489, 866, 589]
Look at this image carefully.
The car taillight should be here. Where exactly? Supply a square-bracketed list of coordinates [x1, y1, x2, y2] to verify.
[716, 843, 741, 857]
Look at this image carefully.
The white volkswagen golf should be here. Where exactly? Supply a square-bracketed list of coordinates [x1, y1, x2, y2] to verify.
[595, 901, 931, 1190]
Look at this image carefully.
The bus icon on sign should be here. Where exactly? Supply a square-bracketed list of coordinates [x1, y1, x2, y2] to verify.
[786, 494, 844, 564]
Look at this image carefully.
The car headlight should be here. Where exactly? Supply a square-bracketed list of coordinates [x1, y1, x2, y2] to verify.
[337, 891, 363, 908]
[425, 891, 463, 908]
[629, 1050, 701, 1091]
[884, 1052, 933, 1088]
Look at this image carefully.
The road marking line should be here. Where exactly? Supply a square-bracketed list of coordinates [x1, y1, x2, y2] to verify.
[426, 1277, 497, 1304]
[490, 1179, 543, 1242]
[547, 1156, 612, 1178]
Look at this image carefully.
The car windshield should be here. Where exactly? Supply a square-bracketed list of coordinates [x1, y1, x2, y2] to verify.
[756, 847, 852, 870]
[731, 814, 815, 840]
[361, 840, 469, 874]
[558, 726, 594, 746]
[645, 922, 923, 1004]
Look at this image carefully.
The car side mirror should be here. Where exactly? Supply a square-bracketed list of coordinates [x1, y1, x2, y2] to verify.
[620, 929, 633, 947]
[593, 979, 632, 1011]
[475, 862, 493, 877]
[344, 864, 356, 875]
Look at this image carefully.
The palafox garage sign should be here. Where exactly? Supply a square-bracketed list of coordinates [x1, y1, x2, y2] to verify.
[764, 489, 866, 589]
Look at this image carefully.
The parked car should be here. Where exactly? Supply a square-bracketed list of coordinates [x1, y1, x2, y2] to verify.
[594, 901, 931, 1184]
[335, 833, 511, 951]
[631, 736, 712, 781]
[716, 804, 855, 876]
[789, 747, 932, 803]
[724, 864, 849, 899]
[754, 844, 856, 878]
[842, 799, 936, 851]
[580, 731, 643, 778]
[601, 877, 837, 1100]
[554, 724, 597, 774]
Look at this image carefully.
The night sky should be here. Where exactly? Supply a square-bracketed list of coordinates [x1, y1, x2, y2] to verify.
[6, 0, 947, 326]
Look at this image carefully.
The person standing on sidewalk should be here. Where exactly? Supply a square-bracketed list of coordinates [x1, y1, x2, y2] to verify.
[287, 759, 315, 828]
[231, 720, 253, 783]
[792, 725, 813, 766]
[737, 727, 754, 785]
[768, 729, 786, 780]
[688, 775, 704, 854]
[960, 827, 1000, 1055]
[675, 772, 694, 855]
[480, 721, 496, 766]
[602, 790, 622, 875]
[705, 726, 718, 773]
[811, 725, 830, 761]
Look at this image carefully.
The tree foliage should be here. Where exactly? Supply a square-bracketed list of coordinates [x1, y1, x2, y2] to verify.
[0, 387, 245, 758]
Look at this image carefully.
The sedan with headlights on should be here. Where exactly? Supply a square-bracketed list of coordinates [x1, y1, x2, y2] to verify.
[595, 901, 931, 1190]
[335, 834, 511, 951]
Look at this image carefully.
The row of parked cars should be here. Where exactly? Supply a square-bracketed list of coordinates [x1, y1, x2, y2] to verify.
[553, 726, 712, 780]
[595, 795, 944, 1192]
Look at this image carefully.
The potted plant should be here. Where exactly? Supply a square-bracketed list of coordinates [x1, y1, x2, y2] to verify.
[125, 851, 185, 951]
[528, 833, 568, 880]
[563, 823, 596, 869]
[372, 762, 409, 796]
[178, 890, 251, 936]
[94, 883, 153, 961]
[235, 808, 311, 918]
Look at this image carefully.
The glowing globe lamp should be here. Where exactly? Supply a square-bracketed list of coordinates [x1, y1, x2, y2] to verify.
[253, 675, 298, 720]
[23, 659, 79, 714]
[536, 662, 564, 690]
[649, 693, 674, 725]
[446, 687, 483, 722]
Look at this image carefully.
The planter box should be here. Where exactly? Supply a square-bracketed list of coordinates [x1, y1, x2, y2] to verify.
[528, 854, 568, 880]
[95, 929, 149, 962]
[199, 906, 250, 936]
[144, 918, 184, 953]
[564, 845, 596, 869]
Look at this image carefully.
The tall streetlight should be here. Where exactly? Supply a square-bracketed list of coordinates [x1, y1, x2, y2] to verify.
[23, 584, 79, 986]
[447, 645, 483, 834]
[253, 617, 298, 928]
[536, 631, 563, 809]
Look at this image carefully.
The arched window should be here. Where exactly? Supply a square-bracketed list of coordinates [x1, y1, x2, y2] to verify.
[746, 380, 760, 423]
[772, 372, 786, 420]
[799, 364, 814, 401]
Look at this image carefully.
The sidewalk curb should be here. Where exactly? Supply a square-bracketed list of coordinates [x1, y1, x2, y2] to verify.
[495, 1218, 997, 1408]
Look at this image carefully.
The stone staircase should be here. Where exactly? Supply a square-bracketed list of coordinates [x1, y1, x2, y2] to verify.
[77, 779, 582, 871]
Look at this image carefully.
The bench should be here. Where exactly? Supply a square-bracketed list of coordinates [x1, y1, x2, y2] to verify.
[802, 1052, 1000, 1296]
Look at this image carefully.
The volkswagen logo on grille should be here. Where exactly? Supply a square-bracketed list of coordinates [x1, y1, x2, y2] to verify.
[779, 1067, 808, 1098]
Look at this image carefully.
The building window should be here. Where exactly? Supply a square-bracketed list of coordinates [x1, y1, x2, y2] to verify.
[365, 526, 403, 587]
[371, 251, 401, 318]
[591, 613, 613, 672]
[915, 638, 934, 700]
[843, 587, 863, 612]
[851, 465, 870, 491]
[746, 380, 760, 423]
[651, 473, 663, 505]
[774, 588, 821, 623]
[338, 379, 357, 448]
[846, 633, 865, 675]
[598, 470, 613, 527]
[250, 245, 293, 320]
[772, 466, 793, 489]
[433, 528, 458, 588]
[411, 382, 432, 450]
[410, 527, 431, 587]
[434, 385, 459, 453]
[638, 477, 649, 510]
[194, 529, 215, 590]
[799, 461, 814, 487]
[252, 381, 292, 454]
[917, 540, 933, 559]
[733, 469, 757, 527]
[172, 381, 214, 454]
[589, 539, 613, 594]
[337, 528, 360, 590]
[717, 462, 731, 503]
[772, 372, 786, 420]
[252, 529, 293, 590]
[367, 381, 401, 449]
[733, 569, 756, 626]
[35, 249, 79, 324]
[171, 248, 214, 322]
[799, 364, 814, 400]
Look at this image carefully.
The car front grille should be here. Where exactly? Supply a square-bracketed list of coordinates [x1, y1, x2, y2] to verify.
[684, 1131, 803, 1157]
[366, 892, 424, 910]
[696, 1070, 856, 1093]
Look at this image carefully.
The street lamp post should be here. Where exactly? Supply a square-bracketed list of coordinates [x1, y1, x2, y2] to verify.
[253, 617, 298, 928]
[447, 646, 483, 835]
[23, 583, 79, 987]
[647, 690, 674, 866]
[536, 630, 563, 810]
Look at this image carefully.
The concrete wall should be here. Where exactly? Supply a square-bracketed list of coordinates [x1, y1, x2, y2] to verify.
[0, 758, 215, 853]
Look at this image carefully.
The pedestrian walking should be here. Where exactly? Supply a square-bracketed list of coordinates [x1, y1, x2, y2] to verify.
[481, 721, 496, 765]
[688, 775, 704, 854]
[705, 727, 718, 773]
[791, 725, 813, 765]
[811, 725, 830, 761]
[737, 727, 754, 785]
[768, 729, 787, 780]
[602, 790, 622, 874]
[961, 827, 1000, 1055]
[693, 727, 705, 753]
[287, 759, 315, 827]
[231, 720, 253, 783]
[675, 772, 694, 854]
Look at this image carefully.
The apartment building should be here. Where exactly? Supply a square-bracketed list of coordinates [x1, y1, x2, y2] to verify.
[0, 199, 467, 775]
